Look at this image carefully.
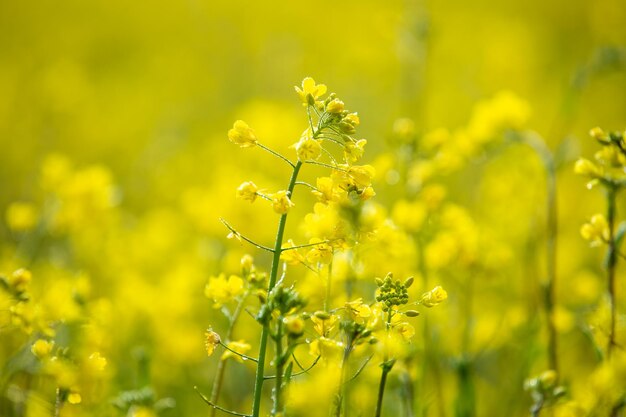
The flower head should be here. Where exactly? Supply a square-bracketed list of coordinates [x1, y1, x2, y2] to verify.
[293, 131, 322, 161]
[31, 339, 55, 359]
[271, 190, 295, 214]
[205, 329, 221, 356]
[236, 181, 259, 202]
[420, 286, 448, 308]
[295, 77, 327, 105]
[228, 120, 257, 148]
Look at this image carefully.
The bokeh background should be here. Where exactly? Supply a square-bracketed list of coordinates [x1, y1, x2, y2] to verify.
[1, 0, 625, 416]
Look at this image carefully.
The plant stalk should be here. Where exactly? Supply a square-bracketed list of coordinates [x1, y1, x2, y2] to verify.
[606, 186, 617, 358]
[251, 161, 302, 417]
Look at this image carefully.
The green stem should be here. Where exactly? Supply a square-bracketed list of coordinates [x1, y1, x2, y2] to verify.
[251, 161, 303, 417]
[210, 295, 247, 417]
[606, 186, 618, 358]
[523, 132, 559, 373]
[375, 367, 391, 417]
[272, 320, 285, 416]
[375, 311, 394, 417]
[334, 338, 354, 417]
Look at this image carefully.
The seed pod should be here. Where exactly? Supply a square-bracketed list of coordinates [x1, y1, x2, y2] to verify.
[313, 311, 331, 320]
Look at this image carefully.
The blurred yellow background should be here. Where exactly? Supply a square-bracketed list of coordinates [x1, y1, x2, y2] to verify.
[0, 0, 625, 416]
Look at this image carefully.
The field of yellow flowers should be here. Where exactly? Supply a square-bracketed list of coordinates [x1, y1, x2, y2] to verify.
[1, 1, 625, 417]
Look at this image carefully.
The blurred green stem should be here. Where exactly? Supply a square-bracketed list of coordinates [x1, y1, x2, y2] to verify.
[251, 161, 302, 417]
[606, 185, 617, 358]
[521, 132, 559, 373]
[272, 320, 285, 416]
[210, 293, 247, 417]
[375, 311, 395, 417]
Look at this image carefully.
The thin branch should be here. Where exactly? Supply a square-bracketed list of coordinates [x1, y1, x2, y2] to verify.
[265, 355, 321, 379]
[305, 160, 348, 172]
[220, 218, 274, 253]
[257, 142, 295, 168]
[282, 239, 339, 252]
[295, 181, 318, 191]
[343, 355, 373, 385]
[195, 387, 252, 417]
[219, 341, 259, 363]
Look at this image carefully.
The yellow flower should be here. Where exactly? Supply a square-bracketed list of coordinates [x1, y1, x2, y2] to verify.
[394, 322, 415, 341]
[31, 339, 55, 359]
[311, 313, 338, 336]
[271, 190, 295, 214]
[9, 268, 32, 292]
[67, 390, 82, 405]
[236, 181, 259, 202]
[326, 99, 345, 113]
[295, 77, 327, 104]
[589, 126, 609, 143]
[205, 274, 245, 307]
[88, 352, 107, 372]
[345, 299, 372, 322]
[5, 202, 39, 232]
[293, 131, 322, 161]
[580, 214, 610, 246]
[344, 139, 367, 164]
[344, 112, 360, 127]
[420, 286, 448, 307]
[221, 340, 251, 362]
[280, 239, 306, 265]
[305, 238, 334, 264]
[205, 329, 221, 356]
[308, 337, 343, 359]
[312, 177, 338, 204]
[283, 315, 305, 336]
[228, 120, 257, 148]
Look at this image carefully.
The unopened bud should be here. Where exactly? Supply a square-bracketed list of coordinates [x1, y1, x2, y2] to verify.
[403, 276, 414, 289]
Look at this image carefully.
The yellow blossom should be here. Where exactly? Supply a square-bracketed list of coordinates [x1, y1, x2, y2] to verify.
[420, 286, 448, 307]
[280, 239, 306, 265]
[311, 313, 338, 336]
[271, 190, 295, 214]
[205, 274, 245, 307]
[345, 298, 372, 321]
[283, 315, 305, 336]
[295, 77, 327, 104]
[394, 322, 415, 341]
[344, 139, 367, 164]
[309, 337, 343, 359]
[326, 98, 345, 113]
[31, 339, 55, 359]
[205, 329, 221, 356]
[305, 238, 334, 264]
[228, 120, 257, 148]
[67, 390, 82, 404]
[589, 126, 609, 143]
[580, 214, 610, 246]
[236, 181, 259, 202]
[344, 112, 360, 127]
[88, 352, 107, 372]
[9, 268, 32, 293]
[221, 340, 251, 362]
[293, 132, 322, 161]
[312, 177, 339, 204]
